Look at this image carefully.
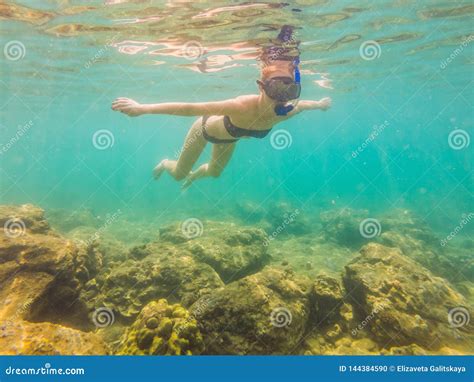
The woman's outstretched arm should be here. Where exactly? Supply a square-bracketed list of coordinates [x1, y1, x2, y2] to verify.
[290, 97, 332, 115]
[111, 97, 241, 117]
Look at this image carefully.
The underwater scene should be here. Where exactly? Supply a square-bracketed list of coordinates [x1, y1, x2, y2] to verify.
[0, 0, 473, 356]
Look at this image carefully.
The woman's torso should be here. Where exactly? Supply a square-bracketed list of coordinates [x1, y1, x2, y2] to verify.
[203, 95, 287, 141]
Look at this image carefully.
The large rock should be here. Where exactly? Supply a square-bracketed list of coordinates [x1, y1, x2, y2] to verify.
[83, 241, 224, 322]
[191, 267, 311, 354]
[156, 221, 270, 282]
[117, 299, 204, 355]
[263, 201, 311, 237]
[309, 274, 345, 327]
[0, 204, 100, 326]
[343, 243, 473, 350]
[0, 320, 108, 355]
[319, 208, 369, 248]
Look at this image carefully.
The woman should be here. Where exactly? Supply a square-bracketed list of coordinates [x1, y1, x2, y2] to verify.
[111, 29, 331, 189]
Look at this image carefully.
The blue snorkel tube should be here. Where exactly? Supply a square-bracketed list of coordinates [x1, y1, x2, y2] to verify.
[274, 57, 301, 116]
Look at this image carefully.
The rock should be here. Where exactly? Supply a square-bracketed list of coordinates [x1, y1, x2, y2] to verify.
[319, 208, 369, 248]
[0, 320, 108, 355]
[381, 344, 427, 355]
[46, 208, 100, 233]
[159, 221, 270, 283]
[264, 201, 310, 237]
[192, 267, 311, 355]
[186, 223, 270, 282]
[0, 204, 50, 234]
[234, 200, 266, 223]
[343, 243, 473, 350]
[67, 226, 128, 265]
[0, 204, 101, 328]
[309, 274, 345, 327]
[117, 299, 204, 355]
[84, 241, 224, 322]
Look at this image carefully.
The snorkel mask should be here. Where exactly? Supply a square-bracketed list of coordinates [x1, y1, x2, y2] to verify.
[261, 58, 301, 115]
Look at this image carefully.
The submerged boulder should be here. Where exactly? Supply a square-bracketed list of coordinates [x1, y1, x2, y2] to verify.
[83, 241, 224, 322]
[309, 274, 345, 327]
[159, 221, 271, 283]
[117, 299, 204, 355]
[191, 267, 311, 355]
[0, 320, 109, 355]
[319, 208, 369, 248]
[0, 204, 100, 327]
[343, 243, 473, 350]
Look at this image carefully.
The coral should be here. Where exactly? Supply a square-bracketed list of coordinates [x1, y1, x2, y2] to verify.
[343, 243, 473, 350]
[117, 299, 203, 355]
[191, 267, 311, 355]
[0, 320, 108, 355]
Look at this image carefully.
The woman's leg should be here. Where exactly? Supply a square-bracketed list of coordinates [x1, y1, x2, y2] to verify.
[182, 141, 236, 189]
[153, 119, 207, 181]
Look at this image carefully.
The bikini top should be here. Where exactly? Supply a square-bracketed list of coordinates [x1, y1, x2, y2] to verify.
[224, 115, 272, 139]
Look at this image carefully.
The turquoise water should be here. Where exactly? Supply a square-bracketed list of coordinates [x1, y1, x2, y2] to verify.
[0, 0, 472, 233]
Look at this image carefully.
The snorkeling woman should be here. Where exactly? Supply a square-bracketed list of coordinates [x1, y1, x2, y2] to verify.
[111, 26, 331, 189]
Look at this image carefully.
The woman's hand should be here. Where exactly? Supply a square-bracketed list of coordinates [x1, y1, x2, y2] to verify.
[111, 98, 145, 117]
[317, 97, 332, 111]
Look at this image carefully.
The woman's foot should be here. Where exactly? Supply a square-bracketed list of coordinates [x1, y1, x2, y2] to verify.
[181, 163, 208, 190]
[153, 159, 168, 180]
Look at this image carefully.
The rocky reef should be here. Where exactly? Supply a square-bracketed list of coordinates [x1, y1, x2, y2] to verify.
[343, 243, 473, 350]
[0, 203, 472, 356]
[0, 204, 108, 354]
[192, 267, 310, 355]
